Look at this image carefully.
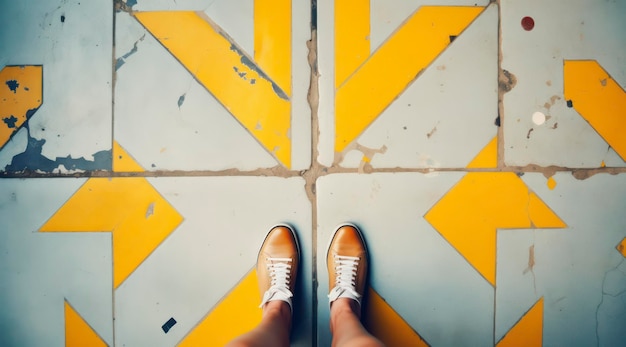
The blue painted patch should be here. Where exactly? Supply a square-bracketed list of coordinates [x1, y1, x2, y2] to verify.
[161, 317, 176, 333]
[115, 34, 145, 71]
[228, 44, 289, 101]
[3, 116, 18, 128]
[126, 0, 138, 8]
[4, 123, 112, 173]
[5, 80, 19, 93]
[177, 93, 186, 108]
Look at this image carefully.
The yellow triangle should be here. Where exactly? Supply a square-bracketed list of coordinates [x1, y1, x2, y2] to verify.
[467, 136, 498, 168]
[178, 269, 262, 346]
[363, 287, 429, 346]
[616, 237, 626, 258]
[65, 301, 107, 347]
[529, 192, 566, 228]
[113, 141, 144, 172]
[497, 298, 543, 347]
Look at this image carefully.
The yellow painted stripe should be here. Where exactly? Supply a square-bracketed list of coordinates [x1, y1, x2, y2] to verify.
[425, 173, 565, 285]
[134, 11, 292, 168]
[254, 0, 291, 96]
[0, 66, 42, 149]
[113, 141, 144, 172]
[497, 298, 543, 347]
[467, 136, 498, 168]
[65, 301, 107, 347]
[363, 287, 429, 346]
[335, 6, 483, 152]
[40, 178, 183, 288]
[564, 60, 626, 161]
[335, 0, 370, 88]
[178, 269, 261, 346]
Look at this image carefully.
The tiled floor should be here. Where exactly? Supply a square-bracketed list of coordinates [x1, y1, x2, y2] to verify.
[1, 0, 625, 346]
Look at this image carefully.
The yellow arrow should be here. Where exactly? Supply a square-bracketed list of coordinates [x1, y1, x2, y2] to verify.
[134, 11, 292, 168]
[0, 65, 42, 149]
[65, 300, 108, 347]
[40, 175, 183, 288]
[424, 172, 565, 285]
[497, 298, 543, 347]
[335, 6, 483, 152]
[564, 60, 626, 161]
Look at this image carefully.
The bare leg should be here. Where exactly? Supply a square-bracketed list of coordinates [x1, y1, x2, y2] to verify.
[225, 301, 291, 347]
[330, 298, 385, 347]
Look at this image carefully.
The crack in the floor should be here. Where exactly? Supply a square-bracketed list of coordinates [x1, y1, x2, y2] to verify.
[595, 257, 626, 346]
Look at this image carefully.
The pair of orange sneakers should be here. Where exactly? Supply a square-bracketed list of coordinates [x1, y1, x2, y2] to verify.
[257, 224, 368, 312]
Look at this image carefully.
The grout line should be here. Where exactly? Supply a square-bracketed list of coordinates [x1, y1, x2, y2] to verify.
[110, 3, 117, 344]
[495, 0, 502, 343]
[305, 8, 320, 343]
[496, 0, 506, 170]
[2, 165, 626, 179]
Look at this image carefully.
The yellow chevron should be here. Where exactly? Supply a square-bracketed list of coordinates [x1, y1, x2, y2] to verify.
[425, 172, 565, 285]
[40, 174, 183, 288]
[134, 10, 292, 168]
[335, 6, 483, 152]
[564, 60, 626, 161]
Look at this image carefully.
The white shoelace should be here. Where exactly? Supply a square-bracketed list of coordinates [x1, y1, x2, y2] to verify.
[328, 255, 362, 305]
[259, 257, 294, 310]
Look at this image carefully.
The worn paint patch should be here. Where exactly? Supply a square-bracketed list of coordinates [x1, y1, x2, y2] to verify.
[116, 33, 145, 70]
[229, 44, 288, 100]
[3, 115, 18, 128]
[4, 123, 111, 173]
[134, 11, 292, 168]
[177, 93, 186, 108]
[5, 79, 19, 93]
[0, 66, 43, 150]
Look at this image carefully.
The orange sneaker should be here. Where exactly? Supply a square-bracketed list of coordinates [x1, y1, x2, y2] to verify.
[326, 223, 368, 308]
[257, 224, 299, 312]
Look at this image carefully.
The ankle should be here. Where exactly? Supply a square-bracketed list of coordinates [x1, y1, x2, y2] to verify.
[331, 298, 361, 319]
[263, 300, 292, 325]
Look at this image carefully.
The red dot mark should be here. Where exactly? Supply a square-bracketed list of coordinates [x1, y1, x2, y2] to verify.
[521, 16, 535, 31]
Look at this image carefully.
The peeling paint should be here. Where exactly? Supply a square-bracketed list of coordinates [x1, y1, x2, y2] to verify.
[5, 80, 19, 93]
[228, 44, 289, 101]
[3, 115, 18, 128]
[146, 202, 155, 218]
[116, 34, 146, 70]
[4, 123, 111, 173]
